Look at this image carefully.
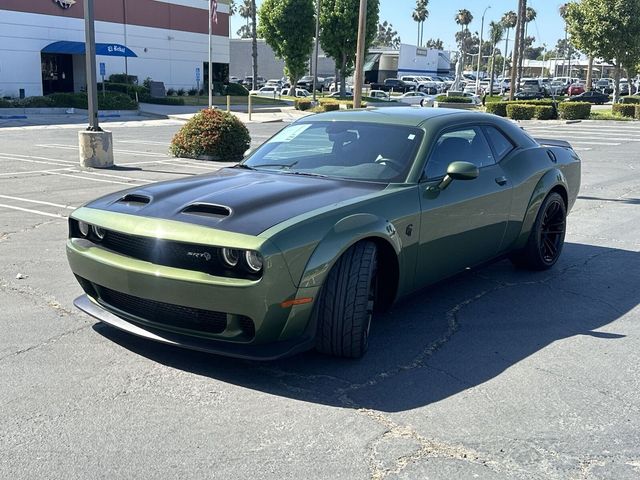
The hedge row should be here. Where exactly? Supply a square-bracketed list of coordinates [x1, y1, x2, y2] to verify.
[605, 103, 640, 119]
[295, 99, 313, 111]
[558, 102, 591, 120]
[0, 92, 137, 110]
[436, 95, 472, 104]
[486, 99, 558, 118]
[620, 95, 640, 104]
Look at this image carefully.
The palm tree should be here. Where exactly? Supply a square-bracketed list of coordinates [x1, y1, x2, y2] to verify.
[500, 11, 517, 80]
[455, 9, 473, 72]
[250, 0, 258, 91]
[559, 3, 570, 79]
[412, 0, 429, 47]
[488, 21, 504, 97]
[524, 7, 536, 39]
[239, 0, 252, 31]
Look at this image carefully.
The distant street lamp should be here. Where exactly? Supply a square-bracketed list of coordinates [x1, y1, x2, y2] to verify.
[312, 0, 321, 102]
[475, 5, 491, 94]
[353, 0, 367, 108]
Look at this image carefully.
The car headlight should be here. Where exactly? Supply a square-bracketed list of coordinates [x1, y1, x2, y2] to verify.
[221, 248, 240, 267]
[93, 225, 106, 241]
[245, 250, 263, 272]
[78, 221, 90, 237]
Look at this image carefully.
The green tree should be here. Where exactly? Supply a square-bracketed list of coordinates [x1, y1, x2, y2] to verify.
[258, 0, 315, 89]
[500, 11, 517, 79]
[320, 0, 380, 97]
[565, 0, 640, 102]
[455, 9, 473, 71]
[425, 38, 443, 50]
[411, 0, 429, 47]
[488, 21, 504, 96]
[374, 21, 401, 49]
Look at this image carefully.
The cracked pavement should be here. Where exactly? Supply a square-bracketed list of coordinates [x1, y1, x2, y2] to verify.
[0, 119, 639, 479]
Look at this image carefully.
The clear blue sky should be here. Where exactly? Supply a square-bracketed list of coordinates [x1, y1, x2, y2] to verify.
[230, 0, 568, 54]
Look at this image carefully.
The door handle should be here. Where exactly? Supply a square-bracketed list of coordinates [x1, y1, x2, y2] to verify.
[495, 176, 508, 186]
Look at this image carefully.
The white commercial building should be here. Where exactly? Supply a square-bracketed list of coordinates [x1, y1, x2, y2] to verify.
[0, 0, 230, 98]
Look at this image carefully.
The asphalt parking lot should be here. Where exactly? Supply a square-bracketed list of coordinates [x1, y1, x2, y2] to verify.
[1, 116, 639, 479]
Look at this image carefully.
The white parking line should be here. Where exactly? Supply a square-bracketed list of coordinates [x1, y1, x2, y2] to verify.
[66, 169, 157, 183]
[36, 144, 163, 158]
[0, 152, 78, 165]
[119, 140, 169, 146]
[0, 194, 76, 209]
[0, 167, 75, 177]
[44, 171, 145, 186]
[0, 154, 73, 168]
[563, 141, 621, 146]
[0, 202, 66, 218]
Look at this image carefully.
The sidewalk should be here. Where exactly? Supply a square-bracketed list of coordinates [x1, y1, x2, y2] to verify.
[138, 103, 311, 124]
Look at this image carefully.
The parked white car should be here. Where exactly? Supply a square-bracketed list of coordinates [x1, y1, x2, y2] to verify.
[280, 87, 310, 98]
[249, 86, 280, 97]
[398, 91, 435, 106]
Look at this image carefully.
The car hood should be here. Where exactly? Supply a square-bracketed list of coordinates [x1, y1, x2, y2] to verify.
[85, 168, 386, 236]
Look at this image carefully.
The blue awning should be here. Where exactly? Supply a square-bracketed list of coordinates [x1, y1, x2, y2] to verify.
[42, 41, 137, 58]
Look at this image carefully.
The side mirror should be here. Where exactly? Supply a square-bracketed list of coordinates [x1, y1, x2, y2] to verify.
[436, 161, 479, 190]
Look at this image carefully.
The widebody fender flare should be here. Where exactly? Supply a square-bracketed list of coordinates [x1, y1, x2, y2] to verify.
[513, 168, 569, 250]
[299, 213, 402, 289]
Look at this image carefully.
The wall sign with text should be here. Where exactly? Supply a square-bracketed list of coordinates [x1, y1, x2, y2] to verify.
[53, 0, 76, 9]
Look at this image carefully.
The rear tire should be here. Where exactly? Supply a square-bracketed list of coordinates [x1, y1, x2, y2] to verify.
[510, 192, 567, 270]
[315, 241, 377, 359]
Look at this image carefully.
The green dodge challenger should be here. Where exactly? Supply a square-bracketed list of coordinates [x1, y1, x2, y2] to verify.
[67, 108, 580, 359]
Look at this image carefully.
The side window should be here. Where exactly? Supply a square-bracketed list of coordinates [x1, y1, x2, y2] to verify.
[424, 127, 495, 179]
[484, 126, 515, 161]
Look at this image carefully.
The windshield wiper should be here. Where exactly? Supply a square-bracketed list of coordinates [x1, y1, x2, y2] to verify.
[233, 164, 256, 170]
[283, 171, 328, 178]
[251, 161, 299, 169]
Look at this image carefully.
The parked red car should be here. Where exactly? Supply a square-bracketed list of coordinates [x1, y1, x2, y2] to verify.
[567, 83, 585, 96]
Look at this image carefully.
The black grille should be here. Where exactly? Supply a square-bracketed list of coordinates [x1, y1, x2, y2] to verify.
[69, 222, 260, 280]
[95, 284, 228, 334]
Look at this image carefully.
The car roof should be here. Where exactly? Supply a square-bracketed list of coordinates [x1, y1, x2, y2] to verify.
[301, 107, 495, 127]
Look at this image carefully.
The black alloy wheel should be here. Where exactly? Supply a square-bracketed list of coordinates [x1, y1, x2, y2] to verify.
[510, 192, 567, 270]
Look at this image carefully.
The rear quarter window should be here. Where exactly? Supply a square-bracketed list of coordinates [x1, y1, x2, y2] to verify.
[484, 126, 515, 161]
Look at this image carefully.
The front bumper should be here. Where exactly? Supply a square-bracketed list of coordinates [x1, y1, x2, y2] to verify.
[66, 208, 320, 359]
[75, 295, 315, 360]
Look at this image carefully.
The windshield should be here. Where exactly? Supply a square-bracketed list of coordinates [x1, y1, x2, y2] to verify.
[243, 121, 424, 183]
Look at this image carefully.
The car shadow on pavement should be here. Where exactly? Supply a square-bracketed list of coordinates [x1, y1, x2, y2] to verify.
[94, 242, 639, 412]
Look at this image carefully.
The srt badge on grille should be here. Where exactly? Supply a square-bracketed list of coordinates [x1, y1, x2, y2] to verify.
[187, 251, 212, 261]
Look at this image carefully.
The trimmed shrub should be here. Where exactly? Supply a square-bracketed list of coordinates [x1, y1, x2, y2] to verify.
[99, 82, 148, 98]
[46, 93, 87, 108]
[98, 91, 138, 110]
[295, 99, 313, 111]
[485, 102, 508, 117]
[635, 105, 640, 120]
[534, 105, 555, 120]
[620, 95, 640, 104]
[138, 93, 185, 105]
[170, 108, 250, 161]
[559, 102, 591, 120]
[321, 102, 340, 112]
[506, 104, 536, 120]
[109, 73, 137, 84]
[612, 103, 636, 117]
[225, 83, 250, 96]
[0, 98, 12, 108]
[13, 96, 54, 108]
[436, 95, 472, 103]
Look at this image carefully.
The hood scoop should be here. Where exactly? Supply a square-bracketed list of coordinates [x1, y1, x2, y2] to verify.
[181, 203, 232, 218]
[118, 193, 151, 206]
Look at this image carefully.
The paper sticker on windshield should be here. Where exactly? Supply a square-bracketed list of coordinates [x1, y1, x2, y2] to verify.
[408, 134, 416, 140]
[269, 124, 312, 143]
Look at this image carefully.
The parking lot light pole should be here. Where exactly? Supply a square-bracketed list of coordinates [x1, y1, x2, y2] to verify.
[312, 0, 321, 102]
[475, 5, 491, 95]
[79, 0, 114, 168]
[353, 0, 367, 109]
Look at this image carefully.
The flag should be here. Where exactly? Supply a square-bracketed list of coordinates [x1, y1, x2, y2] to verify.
[211, 0, 218, 25]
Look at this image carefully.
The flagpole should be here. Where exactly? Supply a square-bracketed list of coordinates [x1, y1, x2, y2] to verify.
[208, 0, 213, 108]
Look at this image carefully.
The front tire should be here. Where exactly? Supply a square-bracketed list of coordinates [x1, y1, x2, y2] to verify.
[510, 192, 567, 270]
[315, 241, 377, 358]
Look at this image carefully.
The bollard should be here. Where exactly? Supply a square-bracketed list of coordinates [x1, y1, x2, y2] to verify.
[248, 94, 252, 121]
[227, 95, 231, 113]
